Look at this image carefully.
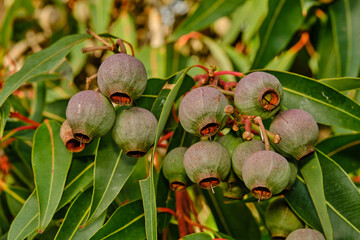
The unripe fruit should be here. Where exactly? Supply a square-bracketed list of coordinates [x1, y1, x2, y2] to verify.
[216, 133, 243, 157]
[60, 120, 86, 152]
[232, 139, 265, 180]
[286, 229, 325, 240]
[184, 141, 231, 189]
[265, 197, 304, 239]
[97, 53, 147, 105]
[179, 87, 229, 137]
[112, 107, 157, 157]
[234, 72, 283, 119]
[269, 109, 319, 160]
[242, 150, 290, 200]
[162, 147, 191, 191]
[66, 90, 115, 143]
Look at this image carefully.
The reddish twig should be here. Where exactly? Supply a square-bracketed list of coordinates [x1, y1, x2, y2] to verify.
[172, 105, 179, 123]
[1, 125, 38, 142]
[184, 190, 203, 231]
[10, 112, 40, 126]
[158, 131, 174, 144]
[157, 207, 177, 218]
[214, 71, 245, 78]
[176, 191, 187, 237]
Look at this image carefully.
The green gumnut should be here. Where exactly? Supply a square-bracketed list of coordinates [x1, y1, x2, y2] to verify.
[242, 150, 290, 200]
[216, 132, 243, 157]
[183, 141, 231, 189]
[265, 197, 304, 238]
[234, 72, 283, 119]
[97, 53, 147, 106]
[231, 139, 266, 180]
[66, 90, 115, 143]
[162, 147, 192, 191]
[270, 109, 319, 161]
[286, 229, 325, 240]
[179, 87, 229, 137]
[112, 107, 157, 157]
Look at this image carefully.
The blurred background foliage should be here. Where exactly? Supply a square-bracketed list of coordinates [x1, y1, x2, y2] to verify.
[0, 0, 360, 239]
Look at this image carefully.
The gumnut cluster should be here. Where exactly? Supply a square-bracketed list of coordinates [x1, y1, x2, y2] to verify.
[162, 71, 319, 206]
[61, 36, 157, 158]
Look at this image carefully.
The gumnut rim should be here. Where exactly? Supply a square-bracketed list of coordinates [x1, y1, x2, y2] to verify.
[252, 186, 272, 200]
[199, 122, 220, 137]
[73, 133, 92, 143]
[126, 150, 147, 158]
[170, 181, 187, 191]
[198, 175, 221, 189]
[110, 92, 132, 105]
[60, 121, 86, 152]
[259, 87, 281, 111]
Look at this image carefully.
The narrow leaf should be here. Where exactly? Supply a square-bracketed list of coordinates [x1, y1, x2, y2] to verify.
[140, 178, 156, 240]
[87, 133, 137, 223]
[316, 134, 360, 173]
[329, 0, 360, 77]
[169, 0, 244, 41]
[54, 188, 92, 240]
[319, 77, 360, 91]
[90, 200, 145, 240]
[72, 212, 106, 240]
[0, 100, 10, 138]
[265, 70, 360, 132]
[32, 120, 72, 231]
[252, 0, 303, 68]
[8, 192, 38, 240]
[0, 33, 89, 107]
[181, 233, 212, 240]
[300, 153, 333, 240]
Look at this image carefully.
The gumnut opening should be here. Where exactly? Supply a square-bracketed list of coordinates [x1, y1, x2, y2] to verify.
[200, 123, 220, 136]
[259, 87, 281, 111]
[252, 186, 272, 200]
[170, 181, 187, 191]
[60, 120, 86, 152]
[110, 92, 132, 105]
[74, 133, 91, 143]
[127, 150, 147, 158]
[199, 177, 221, 189]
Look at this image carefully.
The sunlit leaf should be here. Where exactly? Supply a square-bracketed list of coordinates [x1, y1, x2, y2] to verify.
[319, 77, 360, 91]
[32, 120, 72, 231]
[0, 100, 10, 138]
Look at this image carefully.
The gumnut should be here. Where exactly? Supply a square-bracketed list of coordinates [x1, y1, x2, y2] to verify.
[183, 141, 231, 190]
[269, 109, 319, 161]
[286, 229, 325, 240]
[112, 107, 157, 158]
[232, 139, 266, 180]
[60, 120, 86, 152]
[97, 53, 147, 106]
[285, 160, 298, 190]
[265, 197, 304, 239]
[66, 90, 115, 143]
[179, 87, 229, 137]
[216, 132, 243, 157]
[234, 72, 283, 119]
[242, 150, 290, 200]
[162, 147, 192, 191]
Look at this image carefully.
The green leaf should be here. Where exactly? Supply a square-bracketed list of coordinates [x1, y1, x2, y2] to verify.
[284, 178, 323, 231]
[169, 0, 244, 41]
[110, 11, 137, 49]
[317, 150, 360, 238]
[5, 186, 30, 216]
[265, 70, 360, 132]
[139, 177, 157, 240]
[54, 188, 92, 240]
[252, 0, 303, 68]
[329, 0, 360, 77]
[201, 188, 261, 240]
[181, 232, 212, 240]
[300, 153, 333, 240]
[0, 100, 10, 138]
[72, 212, 106, 240]
[136, 78, 167, 110]
[32, 120, 72, 231]
[8, 192, 38, 240]
[319, 77, 360, 91]
[89, 0, 114, 33]
[87, 133, 137, 223]
[90, 200, 145, 240]
[0, 33, 89, 107]
[316, 134, 360, 173]
[29, 81, 46, 123]
[58, 158, 94, 210]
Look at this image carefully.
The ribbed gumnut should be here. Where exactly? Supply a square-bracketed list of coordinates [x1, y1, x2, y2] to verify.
[112, 107, 157, 157]
[286, 229, 325, 240]
[97, 53, 147, 106]
[269, 109, 319, 161]
[60, 120, 86, 152]
[162, 147, 191, 191]
[232, 139, 265, 180]
[179, 87, 229, 137]
[265, 197, 304, 239]
[234, 72, 283, 119]
[242, 150, 290, 200]
[66, 90, 115, 143]
[216, 133, 243, 157]
[183, 141, 231, 189]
